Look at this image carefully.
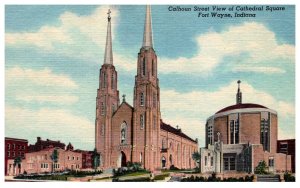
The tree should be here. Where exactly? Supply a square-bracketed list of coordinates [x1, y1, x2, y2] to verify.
[13, 156, 22, 175]
[92, 148, 100, 172]
[192, 151, 201, 165]
[50, 149, 59, 173]
[255, 160, 268, 174]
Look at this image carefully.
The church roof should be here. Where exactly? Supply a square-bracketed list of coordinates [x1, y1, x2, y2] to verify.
[160, 121, 197, 143]
[216, 103, 268, 114]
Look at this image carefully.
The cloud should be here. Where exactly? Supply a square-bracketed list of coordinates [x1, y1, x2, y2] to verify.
[6, 66, 78, 105]
[158, 22, 294, 74]
[160, 80, 295, 145]
[5, 6, 119, 62]
[232, 66, 286, 74]
[5, 105, 94, 150]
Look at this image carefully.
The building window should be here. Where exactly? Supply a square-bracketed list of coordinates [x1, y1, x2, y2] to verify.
[121, 122, 127, 144]
[230, 120, 234, 144]
[205, 156, 207, 166]
[142, 57, 146, 76]
[268, 157, 274, 167]
[7, 144, 10, 149]
[12, 151, 15, 157]
[162, 139, 166, 149]
[7, 151, 10, 157]
[260, 118, 270, 151]
[13, 144, 15, 150]
[207, 123, 213, 145]
[153, 92, 156, 108]
[152, 59, 155, 76]
[101, 102, 105, 115]
[223, 154, 236, 171]
[101, 124, 105, 136]
[112, 104, 116, 114]
[235, 120, 239, 144]
[103, 72, 107, 88]
[68, 156, 70, 160]
[72, 156, 75, 160]
[140, 93, 144, 106]
[111, 73, 114, 89]
[211, 157, 214, 166]
[153, 115, 156, 129]
[140, 114, 145, 129]
[230, 118, 240, 144]
[77, 157, 79, 160]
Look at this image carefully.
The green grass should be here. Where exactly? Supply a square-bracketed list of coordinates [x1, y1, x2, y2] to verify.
[154, 173, 170, 180]
[122, 171, 150, 177]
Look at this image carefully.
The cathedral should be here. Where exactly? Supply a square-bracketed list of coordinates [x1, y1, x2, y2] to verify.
[95, 6, 198, 171]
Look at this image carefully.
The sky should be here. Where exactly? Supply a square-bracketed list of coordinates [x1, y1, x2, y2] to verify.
[5, 5, 295, 150]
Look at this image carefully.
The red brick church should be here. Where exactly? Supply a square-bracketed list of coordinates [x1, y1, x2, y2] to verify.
[95, 6, 198, 171]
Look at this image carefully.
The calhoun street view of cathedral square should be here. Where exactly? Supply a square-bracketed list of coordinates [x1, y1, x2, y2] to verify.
[3, 4, 295, 183]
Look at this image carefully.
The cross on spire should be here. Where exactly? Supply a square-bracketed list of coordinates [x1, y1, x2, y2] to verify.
[122, 94, 126, 102]
[103, 9, 113, 65]
[236, 80, 242, 104]
[107, 9, 111, 21]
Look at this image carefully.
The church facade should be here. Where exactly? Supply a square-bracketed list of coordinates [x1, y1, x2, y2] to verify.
[95, 6, 198, 171]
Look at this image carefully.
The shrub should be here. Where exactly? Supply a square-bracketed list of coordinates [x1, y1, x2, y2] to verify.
[255, 160, 268, 174]
[284, 172, 295, 182]
[169, 165, 180, 171]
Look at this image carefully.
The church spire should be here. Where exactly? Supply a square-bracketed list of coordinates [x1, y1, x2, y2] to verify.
[103, 9, 113, 65]
[236, 80, 242, 104]
[142, 5, 153, 49]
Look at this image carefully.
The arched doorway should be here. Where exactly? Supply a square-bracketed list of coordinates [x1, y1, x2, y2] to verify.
[161, 156, 166, 168]
[117, 151, 127, 168]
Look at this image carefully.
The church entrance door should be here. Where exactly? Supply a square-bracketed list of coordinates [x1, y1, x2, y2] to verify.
[118, 151, 127, 168]
[161, 156, 166, 168]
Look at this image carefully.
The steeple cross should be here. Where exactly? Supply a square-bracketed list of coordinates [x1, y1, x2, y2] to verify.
[107, 9, 111, 20]
[237, 80, 241, 89]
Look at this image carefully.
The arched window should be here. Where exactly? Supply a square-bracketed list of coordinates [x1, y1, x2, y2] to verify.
[140, 152, 143, 163]
[162, 138, 166, 149]
[153, 115, 156, 129]
[111, 73, 114, 89]
[101, 124, 105, 135]
[177, 144, 180, 165]
[140, 114, 145, 129]
[120, 122, 127, 144]
[153, 92, 156, 108]
[152, 59, 155, 76]
[112, 104, 116, 114]
[169, 154, 173, 165]
[103, 72, 107, 88]
[101, 102, 105, 115]
[140, 93, 144, 106]
[142, 57, 146, 76]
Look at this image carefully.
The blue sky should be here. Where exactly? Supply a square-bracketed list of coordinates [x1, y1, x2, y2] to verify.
[5, 5, 295, 150]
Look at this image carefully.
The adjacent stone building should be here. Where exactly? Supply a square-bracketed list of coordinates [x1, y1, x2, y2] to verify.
[200, 81, 292, 174]
[5, 137, 28, 175]
[95, 6, 198, 171]
[28, 137, 65, 152]
[7, 146, 82, 176]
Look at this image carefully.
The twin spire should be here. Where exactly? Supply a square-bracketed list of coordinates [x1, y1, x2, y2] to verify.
[103, 5, 154, 65]
[103, 9, 113, 65]
[142, 5, 154, 49]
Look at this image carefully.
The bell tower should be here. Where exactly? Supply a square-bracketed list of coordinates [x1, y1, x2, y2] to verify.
[95, 9, 120, 169]
[132, 5, 161, 171]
